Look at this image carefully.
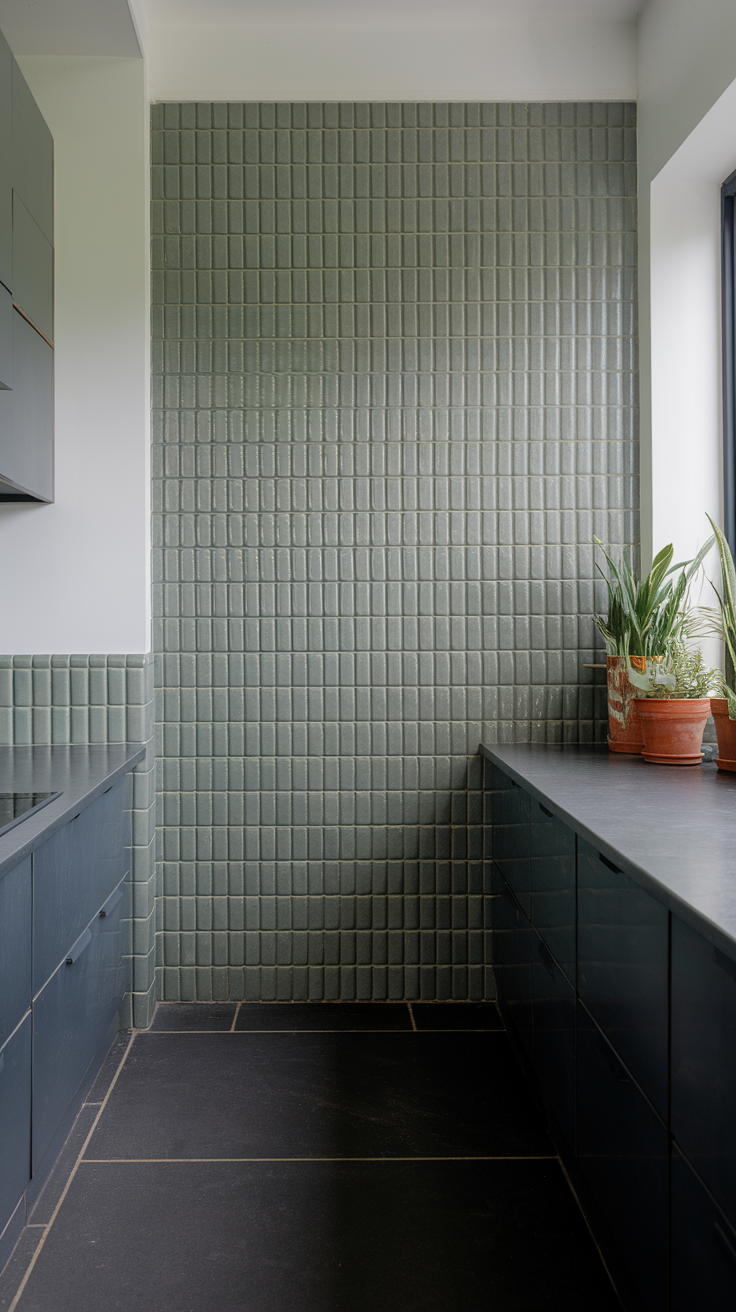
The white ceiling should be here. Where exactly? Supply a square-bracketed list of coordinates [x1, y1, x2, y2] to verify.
[147, 0, 643, 20]
[0, 0, 140, 55]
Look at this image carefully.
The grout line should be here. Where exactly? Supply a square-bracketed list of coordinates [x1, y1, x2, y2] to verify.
[407, 1002, 418, 1032]
[230, 1002, 242, 1033]
[80, 1155, 558, 1164]
[7, 1032, 137, 1312]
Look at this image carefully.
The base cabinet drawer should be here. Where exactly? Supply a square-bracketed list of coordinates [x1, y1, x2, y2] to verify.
[32, 881, 126, 1171]
[492, 865, 533, 1061]
[577, 1003, 667, 1312]
[578, 838, 668, 1120]
[492, 779, 531, 918]
[532, 932, 575, 1149]
[0, 857, 31, 1048]
[530, 800, 575, 982]
[671, 1146, 736, 1312]
[0, 1014, 31, 1237]
[33, 780, 128, 991]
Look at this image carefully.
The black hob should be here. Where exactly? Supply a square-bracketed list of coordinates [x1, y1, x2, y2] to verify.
[0, 791, 61, 840]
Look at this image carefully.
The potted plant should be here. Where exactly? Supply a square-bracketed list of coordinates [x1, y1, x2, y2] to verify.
[701, 515, 736, 771]
[594, 539, 713, 753]
[628, 644, 719, 765]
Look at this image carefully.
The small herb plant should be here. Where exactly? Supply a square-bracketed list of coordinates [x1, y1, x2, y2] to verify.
[628, 644, 720, 700]
[594, 538, 713, 660]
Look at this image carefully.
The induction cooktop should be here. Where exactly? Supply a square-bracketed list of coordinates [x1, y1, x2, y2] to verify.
[0, 791, 62, 840]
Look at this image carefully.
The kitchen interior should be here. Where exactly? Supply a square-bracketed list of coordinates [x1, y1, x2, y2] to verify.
[0, 0, 733, 1309]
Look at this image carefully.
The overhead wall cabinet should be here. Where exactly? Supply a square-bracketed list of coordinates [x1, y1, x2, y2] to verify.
[0, 27, 53, 503]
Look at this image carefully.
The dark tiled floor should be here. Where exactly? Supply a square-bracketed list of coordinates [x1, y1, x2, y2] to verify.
[0, 1002, 621, 1312]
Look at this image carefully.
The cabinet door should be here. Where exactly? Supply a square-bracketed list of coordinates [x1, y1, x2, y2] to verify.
[577, 1003, 667, 1312]
[671, 1145, 736, 1312]
[491, 775, 531, 917]
[0, 1014, 31, 1239]
[671, 915, 736, 1230]
[12, 59, 53, 245]
[12, 192, 53, 342]
[0, 857, 31, 1048]
[532, 930, 575, 1148]
[33, 780, 128, 992]
[0, 280, 10, 391]
[0, 29, 11, 293]
[0, 309, 53, 501]
[530, 799, 575, 982]
[577, 837, 668, 1120]
[32, 879, 127, 1172]
[492, 864, 533, 1060]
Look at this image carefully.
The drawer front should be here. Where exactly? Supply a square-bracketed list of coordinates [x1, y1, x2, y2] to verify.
[492, 777, 531, 917]
[33, 780, 128, 992]
[671, 915, 736, 1229]
[530, 799, 575, 982]
[0, 857, 31, 1047]
[32, 880, 127, 1171]
[671, 1146, 736, 1312]
[492, 864, 533, 1061]
[577, 1003, 667, 1312]
[577, 837, 668, 1119]
[532, 931, 575, 1149]
[0, 1014, 31, 1237]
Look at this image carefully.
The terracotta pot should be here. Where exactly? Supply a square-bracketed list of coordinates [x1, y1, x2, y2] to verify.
[606, 655, 645, 754]
[710, 697, 736, 772]
[633, 698, 711, 765]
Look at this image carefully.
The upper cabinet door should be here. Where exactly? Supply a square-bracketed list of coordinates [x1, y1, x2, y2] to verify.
[12, 59, 53, 245]
[12, 193, 53, 342]
[0, 31, 11, 293]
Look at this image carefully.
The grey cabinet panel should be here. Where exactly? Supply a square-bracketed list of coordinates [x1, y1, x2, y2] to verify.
[577, 837, 668, 1120]
[492, 864, 533, 1061]
[12, 60, 53, 244]
[0, 857, 31, 1048]
[0, 283, 11, 390]
[671, 914, 736, 1230]
[530, 799, 575, 983]
[671, 1146, 736, 1312]
[32, 880, 127, 1171]
[492, 779, 531, 917]
[0, 309, 53, 500]
[577, 1003, 667, 1312]
[0, 30, 11, 293]
[12, 193, 53, 341]
[0, 1014, 31, 1238]
[33, 780, 128, 992]
[532, 930, 575, 1148]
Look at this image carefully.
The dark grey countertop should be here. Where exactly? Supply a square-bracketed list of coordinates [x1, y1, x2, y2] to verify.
[0, 743, 146, 877]
[481, 742, 736, 961]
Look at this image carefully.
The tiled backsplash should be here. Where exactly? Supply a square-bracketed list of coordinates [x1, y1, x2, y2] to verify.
[151, 100, 638, 1003]
[0, 654, 156, 1027]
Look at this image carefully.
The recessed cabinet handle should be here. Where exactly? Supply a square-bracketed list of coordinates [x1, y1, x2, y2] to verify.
[100, 886, 123, 919]
[714, 1221, 736, 1269]
[539, 804, 554, 818]
[599, 853, 623, 875]
[66, 927, 92, 965]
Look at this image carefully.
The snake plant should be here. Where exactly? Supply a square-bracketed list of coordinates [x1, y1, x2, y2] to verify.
[594, 536, 714, 661]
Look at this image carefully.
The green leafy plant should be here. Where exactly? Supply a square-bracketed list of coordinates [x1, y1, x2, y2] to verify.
[627, 643, 720, 700]
[699, 515, 736, 719]
[594, 537, 713, 660]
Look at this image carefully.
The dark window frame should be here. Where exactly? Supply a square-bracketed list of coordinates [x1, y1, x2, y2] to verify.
[722, 169, 736, 555]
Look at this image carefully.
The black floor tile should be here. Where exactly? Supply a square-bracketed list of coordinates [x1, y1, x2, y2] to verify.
[85, 1031, 552, 1161]
[0, 1228, 45, 1312]
[148, 1002, 238, 1032]
[28, 1104, 99, 1226]
[412, 1002, 504, 1030]
[13, 1159, 620, 1312]
[234, 1002, 411, 1031]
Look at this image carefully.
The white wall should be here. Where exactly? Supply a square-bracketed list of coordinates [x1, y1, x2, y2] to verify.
[0, 56, 150, 653]
[147, 19, 636, 102]
[638, 0, 736, 571]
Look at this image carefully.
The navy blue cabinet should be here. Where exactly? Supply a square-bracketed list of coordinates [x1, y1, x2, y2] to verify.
[530, 798, 575, 983]
[532, 930, 575, 1148]
[492, 864, 533, 1061]
[0, 857, 31, 1049]
[578, 837, 668, 1120]
[671, 914, 736, 1231]
[0, 1014, 31, 1242]
[577, 1003, 668, 1312]
[671, 1145, 736, 1312]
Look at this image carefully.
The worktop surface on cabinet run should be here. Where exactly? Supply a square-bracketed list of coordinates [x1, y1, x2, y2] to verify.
[480, 743, 736, 964]
[0, 744, 146, 878]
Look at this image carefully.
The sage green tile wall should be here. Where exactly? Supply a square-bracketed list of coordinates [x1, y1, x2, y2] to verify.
[151, 100, 638, 1003]
[0, 654, 157, 1027]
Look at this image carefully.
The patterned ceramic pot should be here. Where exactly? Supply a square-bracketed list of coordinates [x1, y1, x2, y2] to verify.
[606, 655, 645, 754]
